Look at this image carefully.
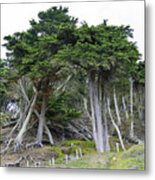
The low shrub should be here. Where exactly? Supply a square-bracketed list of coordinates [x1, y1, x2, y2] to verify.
[49, 146, 64, 164]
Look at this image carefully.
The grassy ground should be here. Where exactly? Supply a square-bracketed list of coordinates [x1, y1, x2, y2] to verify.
[0, 131, 144, 170]
[56, 144, 145, 170]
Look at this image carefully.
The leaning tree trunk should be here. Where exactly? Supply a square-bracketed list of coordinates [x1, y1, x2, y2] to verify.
[4, 111, 23, 144]
[20, 78, 54, 145]
[107, 98, 126, 151]
[14, 90, 38, 151]
[35, 94, 48, 146]
[34, 109, 54, 146]
[44, 123, 54, 145]
[113, 87, 121, 126]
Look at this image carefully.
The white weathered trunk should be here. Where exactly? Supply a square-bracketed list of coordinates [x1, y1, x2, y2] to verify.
[122, 96, 129, 120]
[113, 87, 121, 125]
[107, 98, 126, 151]
[99, 78, 111, 152]
[19, 78, 30, 103]
[44, 124, 54, 145]
[19, 80, 54, 145]
[5, 111, 23, 144]
[14, 91, 38, 150]
[36, 95, 47, 145]
[103, 100, 110, 152]
[88, 78, 98, 149]
[129, 77, 134, 138]
[84, 97, 97, 142]
[34, 109, 54, 145]
[91, 75, 104, 153]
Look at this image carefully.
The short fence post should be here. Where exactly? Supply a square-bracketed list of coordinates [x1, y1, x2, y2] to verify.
[79, 148, 82, 158]
[52, 157, 55, 166]
[116, 142, 119, 152]
[65, 154, 69, 164]
[76, 149, 79, 160]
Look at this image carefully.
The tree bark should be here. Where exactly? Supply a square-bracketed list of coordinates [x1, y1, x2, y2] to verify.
[101, 78, 110, 152]
[107, 98, 126, 151]
[89, 73, 104, 153]
[88, 77, 98, 149]
[102, 98, 110, 152]
[19, 79, 54, 146]
[129, 77, 134, 138]
[122, 96, 129, 120]
[113, 87, 121, 125]
[34, 109, 54, 145]
[14, 90, 38, 151]
[19, 78, 30, 103]
[35, 94, 48, 145]
[44, 123, 54, 145]
[4, 111, 23, 144]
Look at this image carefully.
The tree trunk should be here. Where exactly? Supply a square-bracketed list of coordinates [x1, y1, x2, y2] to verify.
[88, 77, 98, 150]
[19, 79, 54, 146]
[35, 94, 48, 145]
[107, 98, 126, 151]
[19, 78, 30, 103]
[129, 77, 134, 138]
[122, 96, 129, 120]
[94, 83, 104, 153]
[14, 91, 38, 151]
[34, 109, 54, 145]
[89, 73, 104, 153]
[44, 123, 54, 145]
[100, 77, 111, 152]
[102, 97, 110, 152]
[4, 111, 23, 144]
[113, 87, 121, 125]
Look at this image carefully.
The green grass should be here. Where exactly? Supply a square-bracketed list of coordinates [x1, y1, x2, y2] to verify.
[60, 140, 96, 156]
[61, 140, 95, 148]
[49, 146, 64, 164]
[56, 143, 144, 170]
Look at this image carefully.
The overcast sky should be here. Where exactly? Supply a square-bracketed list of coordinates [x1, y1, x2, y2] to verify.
[1, 0, 145, 59]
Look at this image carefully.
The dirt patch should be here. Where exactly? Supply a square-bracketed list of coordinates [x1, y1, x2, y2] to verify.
[1, 146, 53, 167]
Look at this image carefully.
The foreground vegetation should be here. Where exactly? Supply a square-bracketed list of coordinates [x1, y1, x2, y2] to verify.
[58, 144, 144, 170]
[1, 137, 144, 170]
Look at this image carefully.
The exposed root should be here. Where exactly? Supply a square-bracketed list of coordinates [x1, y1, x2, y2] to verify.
[14, 141, 24, 153]
[4, 154, 40, 167]
[25, 141, 43, 151]
[5, 156, 24, 167]
[0, 138, 14, 154]
[34, 141, 44, 148]
[3, 137, 10, 146]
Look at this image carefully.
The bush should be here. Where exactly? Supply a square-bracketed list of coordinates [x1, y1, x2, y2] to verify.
[61, 140, 96, 156]
[49, 146, 64, 164]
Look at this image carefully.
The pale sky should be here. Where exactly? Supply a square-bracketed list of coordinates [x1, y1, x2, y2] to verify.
[1, 0, 145, 60]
